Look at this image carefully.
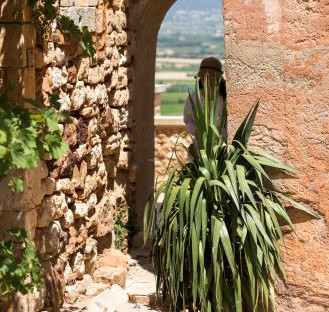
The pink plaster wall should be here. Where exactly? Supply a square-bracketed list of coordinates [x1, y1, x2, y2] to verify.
[223, 0, 329, 310]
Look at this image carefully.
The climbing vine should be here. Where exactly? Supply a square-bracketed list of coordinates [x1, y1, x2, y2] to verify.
[0, 91, 69, 191]
[0, 0, 96, 192]
[0, 228, 43, 299]
[28, 0, 96, 57]
[114, 206, 130, 251]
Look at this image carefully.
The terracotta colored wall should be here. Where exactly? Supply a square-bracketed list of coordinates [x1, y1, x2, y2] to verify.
[223, 0, 329, 310]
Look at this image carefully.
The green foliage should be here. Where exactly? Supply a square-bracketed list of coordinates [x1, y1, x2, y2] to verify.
[58, 16, 96, 58]
[145, 78, 318, 312]
[0, 228, 43, 299]
[0, 92, 69, 190]
[114, 206, 129, 251]
[27, 0, 95, 57]
[27, 0, 57, 35]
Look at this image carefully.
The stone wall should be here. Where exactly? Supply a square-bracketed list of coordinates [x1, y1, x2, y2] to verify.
[154, 125, 191, 184]
[0, 0, 134, 310]
[223, 0, 329, 310]
[1, 0, 329, 310]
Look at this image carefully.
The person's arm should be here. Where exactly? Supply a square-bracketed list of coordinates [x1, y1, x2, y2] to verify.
[183, 92, 197, 135]
[217, 90, 228, 143]
[219, 78, 228, 142]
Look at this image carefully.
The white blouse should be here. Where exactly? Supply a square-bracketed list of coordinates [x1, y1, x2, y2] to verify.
[183, 90, 228, 142]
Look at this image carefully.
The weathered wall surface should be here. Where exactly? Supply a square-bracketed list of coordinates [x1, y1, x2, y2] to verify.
[0, 0, 134, 310]
[1, 0, 329, 310]
[223, 0, 329, 310]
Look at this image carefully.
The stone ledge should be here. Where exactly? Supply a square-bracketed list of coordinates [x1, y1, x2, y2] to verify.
[154, 84, 166, 93]
[154, 116, 185, 127]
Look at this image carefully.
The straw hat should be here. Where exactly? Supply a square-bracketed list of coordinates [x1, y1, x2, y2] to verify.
[199, 57, 222, 73]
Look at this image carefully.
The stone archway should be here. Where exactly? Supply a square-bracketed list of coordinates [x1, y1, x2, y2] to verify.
[131, 0, 181, 225]
[131, 0, 224, 226]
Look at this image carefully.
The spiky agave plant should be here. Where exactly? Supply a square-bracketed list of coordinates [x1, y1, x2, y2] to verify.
[144, 78, 318, 312]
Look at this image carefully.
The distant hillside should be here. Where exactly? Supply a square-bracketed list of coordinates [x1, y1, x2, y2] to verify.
[157, 0, 224, 58]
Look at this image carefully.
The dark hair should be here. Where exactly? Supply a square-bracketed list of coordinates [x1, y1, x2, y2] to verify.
[220, 79, 227, 101]
[199, 78, 227, 102]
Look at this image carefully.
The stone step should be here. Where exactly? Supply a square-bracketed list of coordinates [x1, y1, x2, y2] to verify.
[125, 249, 168, 310]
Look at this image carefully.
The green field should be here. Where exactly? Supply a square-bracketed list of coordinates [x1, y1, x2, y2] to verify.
[160, 92, 186, 115]
[160, 103, 184, 116]
[162, 92, 186, 103]
[157, 80, 195, 116]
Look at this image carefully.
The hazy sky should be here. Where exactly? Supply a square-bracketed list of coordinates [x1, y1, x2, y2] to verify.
[171, 0, 221, 11]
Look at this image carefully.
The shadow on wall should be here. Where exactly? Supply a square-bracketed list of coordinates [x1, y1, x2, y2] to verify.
[0, 1, 37, 233]
[0, 0, 35, 101]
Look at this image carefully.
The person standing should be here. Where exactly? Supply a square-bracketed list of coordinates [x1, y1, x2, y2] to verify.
[183, 57, 227, 141]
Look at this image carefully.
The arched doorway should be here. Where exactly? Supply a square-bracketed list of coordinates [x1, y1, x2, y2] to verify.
[131, 0, 223, 225]
[132, 0, 177, 226]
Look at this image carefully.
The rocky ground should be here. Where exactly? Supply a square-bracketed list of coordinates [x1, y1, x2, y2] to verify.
[59, 248, 167, 312]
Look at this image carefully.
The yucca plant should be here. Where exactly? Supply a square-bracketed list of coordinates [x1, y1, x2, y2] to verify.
[145, 77, 318, 312]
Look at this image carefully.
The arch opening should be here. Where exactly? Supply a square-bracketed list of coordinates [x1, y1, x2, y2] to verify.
[154, 0, 224, 182]
[132, 0, 224, 226]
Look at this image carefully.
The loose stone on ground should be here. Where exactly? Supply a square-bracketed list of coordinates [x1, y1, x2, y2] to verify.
[59, 248, 166, 312]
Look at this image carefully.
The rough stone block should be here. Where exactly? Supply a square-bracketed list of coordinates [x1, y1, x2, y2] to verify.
[118, 150, 129, 169]
[95, 9, 104, 34]
[47, 66, 68, 90]
[86, 285, 129, 311]
[75, 0, 98, 6]
[116, 31, 128, 46]
[71, 83, 86, 111]
[60, 7, 96, 32]
[85, 282, 108, 297]
[73, 202, 89, 218]
[37, 193, 68, 228]
[35, 221, 64, 256]
[55, 178, 74, 194]
[112, 0, 124, 11]
[103, 133, 122, 155]
[113, 10, 127, 32]
[0, 162, 48, 213]
[73, 252, 85, 279]
[86, 66, 105, 84]
[60, 0, 75, 6]
[93, 266, 126, 287]
[0, 23, 35, 68]
[43, 42, 65, 66]
[91, 194, 114, 237]
[99, 249, 128, 269]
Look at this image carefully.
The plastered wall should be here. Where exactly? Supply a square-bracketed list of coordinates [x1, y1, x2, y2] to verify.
[223, 0, 329, 310]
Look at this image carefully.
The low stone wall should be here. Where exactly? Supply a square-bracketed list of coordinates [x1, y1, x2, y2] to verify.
[154, 117, 191, 184]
